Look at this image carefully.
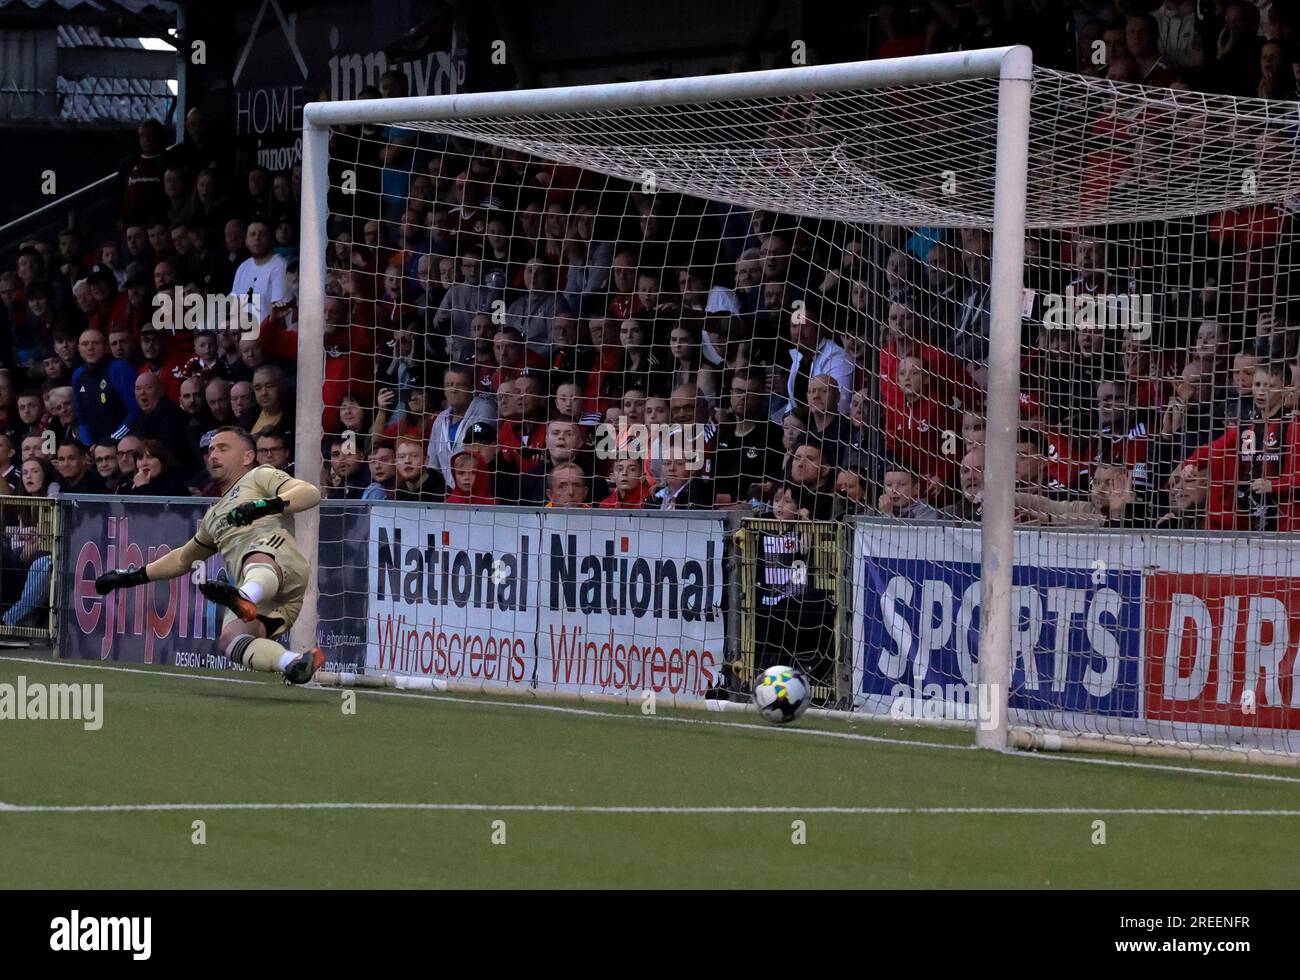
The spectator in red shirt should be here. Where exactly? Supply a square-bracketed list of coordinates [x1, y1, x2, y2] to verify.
[490, 326, 547, 394]
[446, 449, 496, 505]
[883, 355, 958, 484]
[1184, 362, 1300, 530]
[496, 375, 549, 503]
[600, 456, 653, 508]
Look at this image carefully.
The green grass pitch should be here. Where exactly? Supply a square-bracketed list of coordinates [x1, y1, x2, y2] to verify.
[3, 655, 1300, 888]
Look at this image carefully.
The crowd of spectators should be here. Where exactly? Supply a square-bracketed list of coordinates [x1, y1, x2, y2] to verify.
[1, 0, 1299, 544]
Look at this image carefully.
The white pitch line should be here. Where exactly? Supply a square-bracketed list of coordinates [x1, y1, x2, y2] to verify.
[7, 655, 1300, 786]
[2, 801, 1300, 817]
[0, 654, 972, 754]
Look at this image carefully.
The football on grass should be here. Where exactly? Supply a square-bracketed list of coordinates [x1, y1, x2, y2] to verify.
[754, 666, 811, 725]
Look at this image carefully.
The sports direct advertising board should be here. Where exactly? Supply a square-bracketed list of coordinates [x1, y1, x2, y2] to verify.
[853, 523, 1300, 752]
[367, 506, 726, 700]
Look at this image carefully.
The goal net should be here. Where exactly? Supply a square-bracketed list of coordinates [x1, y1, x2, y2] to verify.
[295, 47, 1300, 761]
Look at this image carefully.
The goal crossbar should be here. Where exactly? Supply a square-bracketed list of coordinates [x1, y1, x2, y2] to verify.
[293, 46, 1034, 753]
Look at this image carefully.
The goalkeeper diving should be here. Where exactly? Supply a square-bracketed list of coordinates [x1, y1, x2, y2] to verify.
[95, 426, 325, 685]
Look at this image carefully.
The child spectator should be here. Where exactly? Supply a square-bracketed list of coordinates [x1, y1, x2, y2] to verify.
[877, 466, 940, 520]
[600, 456, 654, 509]
[1155, 464, 1209, 529]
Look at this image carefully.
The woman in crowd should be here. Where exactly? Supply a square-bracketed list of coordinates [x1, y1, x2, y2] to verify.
[124, 440, 191, 496]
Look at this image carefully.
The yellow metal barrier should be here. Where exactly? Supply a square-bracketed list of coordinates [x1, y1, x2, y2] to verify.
[734, 519, 849, 706]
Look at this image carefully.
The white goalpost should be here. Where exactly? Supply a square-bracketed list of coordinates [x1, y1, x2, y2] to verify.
[291, 44, 1300, 764]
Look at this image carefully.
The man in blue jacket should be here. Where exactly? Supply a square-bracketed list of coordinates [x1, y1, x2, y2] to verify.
[72, 327, 140, 446]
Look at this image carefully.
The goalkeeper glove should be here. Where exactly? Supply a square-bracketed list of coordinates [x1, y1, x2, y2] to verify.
[226, 496, 288, 528]
[95, 567, 148, 595]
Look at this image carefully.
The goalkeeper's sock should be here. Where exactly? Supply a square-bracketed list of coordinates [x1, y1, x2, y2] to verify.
[226, 634, 295, 673]
[238, 564, 280, 607]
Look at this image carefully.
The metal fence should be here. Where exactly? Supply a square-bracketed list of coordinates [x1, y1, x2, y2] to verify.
[733, 518, 852, 708]
[0, 495, 61, 642]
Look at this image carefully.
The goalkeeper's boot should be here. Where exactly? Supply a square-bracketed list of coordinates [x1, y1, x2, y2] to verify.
[283, 648, 325, 686]
[199, 580, 259, 623]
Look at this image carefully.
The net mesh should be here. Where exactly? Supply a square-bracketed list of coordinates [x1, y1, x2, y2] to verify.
[310, 63, 1300, 754]
[381, 69, 1300, 227]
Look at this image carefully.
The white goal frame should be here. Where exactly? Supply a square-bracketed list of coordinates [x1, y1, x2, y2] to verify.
[292, 46, 1035, 751]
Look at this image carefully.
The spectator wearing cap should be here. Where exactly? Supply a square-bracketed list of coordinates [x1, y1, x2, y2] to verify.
[133, 371, 194, 475]
[71, 328, 139, 446]
[428, 364, 496, 488]
[394, 437, 445, 501]
[53, 440, 106, 495]
[120, 119, 170, 230]
[785, 296, 852, 416]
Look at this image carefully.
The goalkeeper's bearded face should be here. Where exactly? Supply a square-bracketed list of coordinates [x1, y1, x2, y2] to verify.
[207, 432, 256, 483]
